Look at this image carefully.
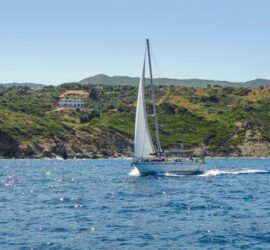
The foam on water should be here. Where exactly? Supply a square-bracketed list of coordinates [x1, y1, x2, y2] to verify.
[199, 168, 269, 177]
[163, 172, 185, 177]
[129, 167, 269, 178]
[128, 167, 141, 176]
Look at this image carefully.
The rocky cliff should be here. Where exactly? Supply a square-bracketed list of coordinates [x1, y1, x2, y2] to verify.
[15, 128, 133, 159]
[2, 127, 270, 159]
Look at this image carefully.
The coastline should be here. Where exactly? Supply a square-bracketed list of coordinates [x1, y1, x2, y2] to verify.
[0, 156, 270, 160]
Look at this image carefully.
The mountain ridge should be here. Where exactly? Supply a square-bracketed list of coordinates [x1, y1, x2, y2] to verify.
[1, 76, 270, 88]
[80, 75, 270, 87]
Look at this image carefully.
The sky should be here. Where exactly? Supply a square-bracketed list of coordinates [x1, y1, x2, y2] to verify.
[0, 0, 270, 84]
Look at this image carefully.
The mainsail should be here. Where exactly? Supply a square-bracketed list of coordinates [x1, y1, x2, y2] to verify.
[134, 57, 155, 159]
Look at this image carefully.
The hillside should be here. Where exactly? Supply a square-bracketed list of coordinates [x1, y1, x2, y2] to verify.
[1, 76, 270, 88]
[0, 82, 45, 89]
[0, 84, 270, 158]
[80, 74, 270, 87]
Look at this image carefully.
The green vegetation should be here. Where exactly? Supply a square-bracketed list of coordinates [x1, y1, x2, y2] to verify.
[0, 83, 270, 157]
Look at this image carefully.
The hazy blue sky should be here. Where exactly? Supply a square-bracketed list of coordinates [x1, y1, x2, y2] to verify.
[1, 0, 270, 84]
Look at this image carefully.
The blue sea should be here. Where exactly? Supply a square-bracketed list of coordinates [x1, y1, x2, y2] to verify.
[0, 158, 269, 249]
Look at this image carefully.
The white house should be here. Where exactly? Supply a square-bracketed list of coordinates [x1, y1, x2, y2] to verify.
[58, 98, 85, 108]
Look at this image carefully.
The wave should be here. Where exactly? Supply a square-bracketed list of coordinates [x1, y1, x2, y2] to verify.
[199, 169, 270, 177]
[129, 167, 269, 177]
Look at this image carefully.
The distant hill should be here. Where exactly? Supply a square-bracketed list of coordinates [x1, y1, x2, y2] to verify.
[0, 82, 45, 89]
[80, 74, 270, 87]
[244, 78, 270, 87]
[1, 76, 270, 88]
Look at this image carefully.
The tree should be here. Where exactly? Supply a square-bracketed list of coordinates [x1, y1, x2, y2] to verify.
[89, 88, 98, 100]
[160, 102, 176, 114]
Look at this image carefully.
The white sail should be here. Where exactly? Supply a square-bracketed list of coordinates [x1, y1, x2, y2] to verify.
[134, 57, 155, 159]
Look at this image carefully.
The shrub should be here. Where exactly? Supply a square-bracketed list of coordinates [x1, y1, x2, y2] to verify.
[88, 110, 100, 120]
[207, 94, 220, 103]
[80, 115, 89, 123]
[160, 102, 176, 114]
[235, 88, 250, 96]
[177, 107, 188, 114]
[89, 88, 98, 100]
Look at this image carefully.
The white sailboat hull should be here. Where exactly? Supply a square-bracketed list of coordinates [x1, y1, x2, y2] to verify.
[134, 161, 202, 175]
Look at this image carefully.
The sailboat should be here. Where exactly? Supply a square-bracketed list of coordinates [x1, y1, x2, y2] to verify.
[131, 39, 204, 175]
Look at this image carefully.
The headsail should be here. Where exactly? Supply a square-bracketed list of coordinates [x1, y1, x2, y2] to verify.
[134, 56, 155, 159]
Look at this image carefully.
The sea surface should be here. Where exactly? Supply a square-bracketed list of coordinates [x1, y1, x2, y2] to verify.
[0, 158, 269, 249]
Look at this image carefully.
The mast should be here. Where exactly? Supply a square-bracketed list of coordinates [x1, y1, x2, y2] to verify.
[146, 39, 162, 157]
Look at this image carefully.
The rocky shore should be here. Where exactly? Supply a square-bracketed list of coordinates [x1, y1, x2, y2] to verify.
[1, 128, 270, 159]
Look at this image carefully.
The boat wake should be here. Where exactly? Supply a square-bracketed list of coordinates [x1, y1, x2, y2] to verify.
[163, 172, 185, 177]
[199, 168, 270, 177]
[129, 167, 270, 177]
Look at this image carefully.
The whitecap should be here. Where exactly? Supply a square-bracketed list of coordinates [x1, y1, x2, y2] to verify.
[128, 167, 141, 177]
